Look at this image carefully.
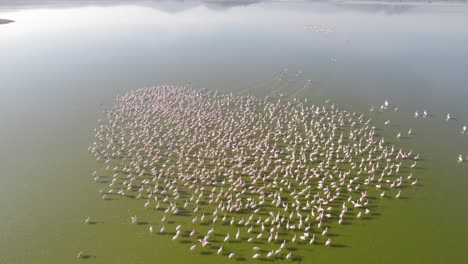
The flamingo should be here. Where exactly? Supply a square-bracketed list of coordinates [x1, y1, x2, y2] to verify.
[198, 239, 210, 247]
[395, 190, 401, 199]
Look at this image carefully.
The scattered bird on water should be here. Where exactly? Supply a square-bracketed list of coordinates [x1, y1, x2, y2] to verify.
[395, 190, 401, 199]
[322, 227, 328, 236]
[309, 234, 316, 244]
[207, 228, 214, 236]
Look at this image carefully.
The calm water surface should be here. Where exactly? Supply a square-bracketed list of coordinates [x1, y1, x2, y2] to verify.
[0, 1, 467, 263]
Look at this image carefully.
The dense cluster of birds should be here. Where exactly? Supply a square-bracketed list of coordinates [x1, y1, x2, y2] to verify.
[88, 85, 423, 260]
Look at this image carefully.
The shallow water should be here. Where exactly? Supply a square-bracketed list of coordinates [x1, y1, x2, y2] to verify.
[0, 1, 467, 263]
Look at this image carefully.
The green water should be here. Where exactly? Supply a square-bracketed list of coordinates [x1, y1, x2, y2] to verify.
[0, 1, 467, 263]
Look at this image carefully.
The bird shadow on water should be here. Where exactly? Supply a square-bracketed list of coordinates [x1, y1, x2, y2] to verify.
[80, 254, 96, 259]
[331, 244, 347, 248]
[87, 221, 104, 225]
[292, 256, 303, 262]
[98, 180, 110, 184]
[256, 258, 275, 262]
[136, 221, 149, 225]
[286, 246, 298, 251]
[177, 211, 191, 217]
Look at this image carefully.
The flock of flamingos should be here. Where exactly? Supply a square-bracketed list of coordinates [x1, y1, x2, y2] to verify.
[83, 85, 465, 260]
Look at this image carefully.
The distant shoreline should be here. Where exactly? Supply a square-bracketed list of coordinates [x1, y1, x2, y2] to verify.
[0, 19, 14, 25]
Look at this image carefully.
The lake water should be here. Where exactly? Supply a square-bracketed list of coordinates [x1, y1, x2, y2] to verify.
[0, 1, 467, 263]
